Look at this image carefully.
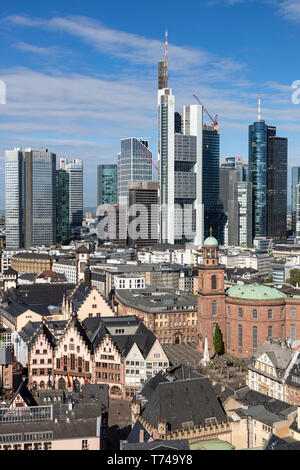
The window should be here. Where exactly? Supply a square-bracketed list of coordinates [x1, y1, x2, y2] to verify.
[253, 309, 258, 319]
[212, 300, 217, 316]
[281, 324, 285, 339]
[227, 323, 230, 346]
[253, 326, 258, 349]
[268, 309, 273, 319]
[85, 361, 89, 372]
[291, 308, 296, 319]
[70, 354, 75, 370]
[291, 325, 296, 348]
[211, 275, 217, 290]
[268, 326, 273, 338]
[82, 440, 88, 450]
[238, 325, 243, 347]
[238, 308, 243, 318]
[227, 306, 231, 316]
[56, 359, 60, 369]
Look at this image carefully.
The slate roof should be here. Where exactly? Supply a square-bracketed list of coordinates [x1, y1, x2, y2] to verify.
[126, 419, 150, 444]
[233, 387, 296, 418]
[134, 371, 172, 403]
[10, 378, 37, 407]
[76, 245, 90, 254]
[0, 347, 14, 365]
[122, 439, 190, 450]
[140, 377, 227, 431]
[253, 341, 294, 371]
[232, 405, 284, 427]
[3, 267, 17, 276]
[28, 323, 56, 352]
[264, 434, 298, 450]
[70, 283, 92, 310]
[3, 284, 75, 315]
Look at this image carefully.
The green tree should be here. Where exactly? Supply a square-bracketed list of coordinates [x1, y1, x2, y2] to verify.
[287, 269, 300, 287]
[213, 323, 224, 356]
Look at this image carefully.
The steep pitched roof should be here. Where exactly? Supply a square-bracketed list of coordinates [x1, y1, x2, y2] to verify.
[28, 323, 56, 352]
[10, 378, 37, 407]
[141, 377, 227, 430]
[70, 283, 92, 310]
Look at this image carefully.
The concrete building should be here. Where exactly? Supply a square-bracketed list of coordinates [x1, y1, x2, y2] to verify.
[128, 180, 158, 248]
[115, 286, 198, 346]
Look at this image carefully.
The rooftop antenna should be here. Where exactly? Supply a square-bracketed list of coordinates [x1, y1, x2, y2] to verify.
[258, 95, 261, 121]
[164, 29, 168, 83]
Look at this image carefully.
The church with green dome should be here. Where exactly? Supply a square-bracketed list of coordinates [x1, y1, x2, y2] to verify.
[198, 233, 300, 358]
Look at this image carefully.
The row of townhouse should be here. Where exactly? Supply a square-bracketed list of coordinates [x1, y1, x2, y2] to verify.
[15, 313, 169, 399]
[247, 339, 300, 405]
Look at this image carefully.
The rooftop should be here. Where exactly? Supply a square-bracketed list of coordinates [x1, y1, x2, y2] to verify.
[227, 283, 287, 301]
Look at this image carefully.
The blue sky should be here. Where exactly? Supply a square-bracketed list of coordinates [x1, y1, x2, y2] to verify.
[0, 0, 300, 208]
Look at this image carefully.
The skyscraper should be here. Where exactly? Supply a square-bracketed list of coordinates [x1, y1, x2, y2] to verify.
[158, 86, 175, 244]
[158, 51, 204, 246]
[118, 138, 153, 208]
[5, 149, 24, 249]
[248, 121, 268, 239]
[59, 158, 83, 232]
[249, 120, 287, 241]
[267, 136, 287, 240]
[292, 167, 300, 234]
[24, 149, 56, 248]
[97, 164, 117, 207]
[203, 125, 226, 244]
[220, 168, 241, 246]
[235, 181, 252, 247]
[128, 180, 158, 248]
[56, 169, 70, 244]
[296, 184, 300, 242]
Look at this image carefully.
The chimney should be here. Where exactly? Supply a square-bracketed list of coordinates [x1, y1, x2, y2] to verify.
[139, 429, 144, 443]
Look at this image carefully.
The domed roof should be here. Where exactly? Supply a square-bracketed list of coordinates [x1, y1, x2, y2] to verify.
[203, 236, 218, 247]
[227, 283, 286, 301]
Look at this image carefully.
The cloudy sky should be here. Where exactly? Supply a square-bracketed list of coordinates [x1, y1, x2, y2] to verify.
[0, 0, 300, 209]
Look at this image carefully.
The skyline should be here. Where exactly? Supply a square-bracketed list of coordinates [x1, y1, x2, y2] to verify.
[1, 0, 300, 208]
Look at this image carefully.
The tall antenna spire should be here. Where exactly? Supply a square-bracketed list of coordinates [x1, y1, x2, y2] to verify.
[258, 95, 261, 121]
[164, 29, 168, 83]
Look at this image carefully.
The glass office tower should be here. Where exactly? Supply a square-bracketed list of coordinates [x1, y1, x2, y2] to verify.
[267, 136, 287, 240]
[59, 158, 83, 232]
[292, 167, 300, 234]
[249, 121, 269, 239]
[24, 149, 56, 248]
[5, 149, 24, 249]
[56, 169, 70, 244]
[202, 125, 226, 244]
[97, 164, 117, 207]
[118, 138, 152, 208]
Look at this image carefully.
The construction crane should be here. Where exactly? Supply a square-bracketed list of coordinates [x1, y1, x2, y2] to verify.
[139, 140, 158, 171]
[193, 94, 218, 127]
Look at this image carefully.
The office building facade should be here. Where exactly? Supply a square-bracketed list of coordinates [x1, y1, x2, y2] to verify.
[56, 169, 70, 244]
[267, 136, 287, 240]
[128, 181, 159, 248]
[24, 149, 56, 248]
[292, 167, 300, 234]
[249, 121, 287, 241]
[97, 164, 118, 207]
[220, 168, 241, 246]
[59, 158, 83, 232]
[118, 138, 152, 209]
[235, 181, 253, 247]
[203, 125, 226, 244]
[5, 149, 24, 249]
